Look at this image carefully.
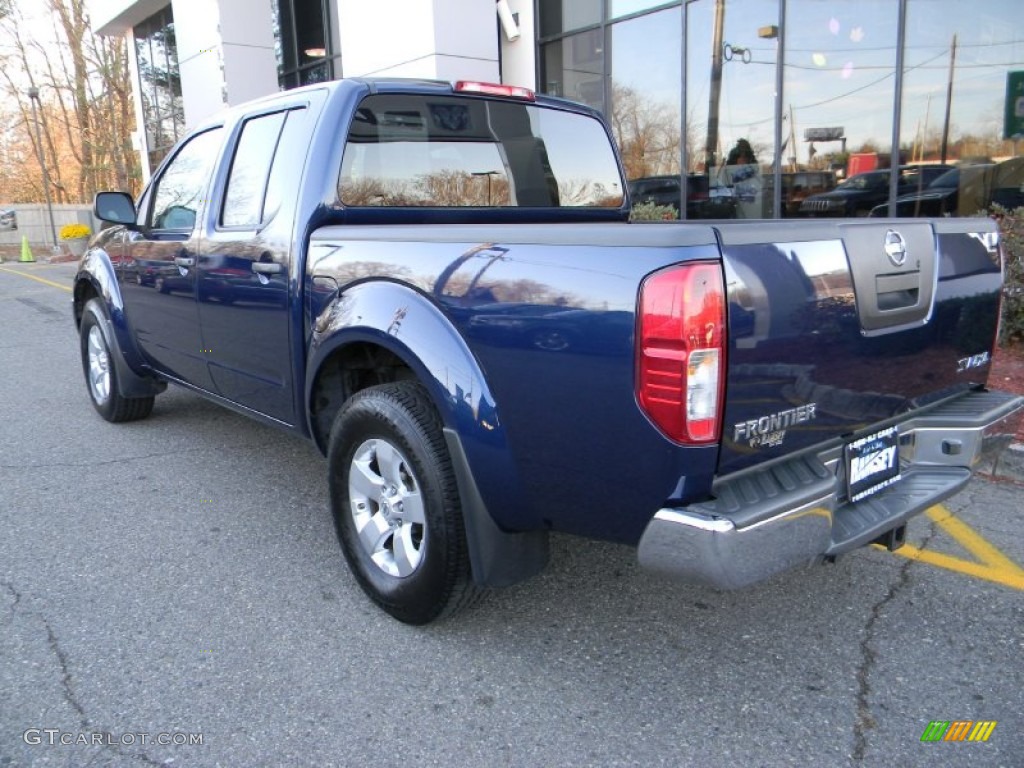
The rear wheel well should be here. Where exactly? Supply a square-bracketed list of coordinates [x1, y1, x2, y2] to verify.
[309, 343, 417, 452]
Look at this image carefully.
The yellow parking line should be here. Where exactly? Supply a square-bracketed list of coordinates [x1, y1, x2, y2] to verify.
[896, 545, 1024, 590]
[922, 505, 1022, 573]
[0, 266, 73, 293]
[888, 504, 1024, 591]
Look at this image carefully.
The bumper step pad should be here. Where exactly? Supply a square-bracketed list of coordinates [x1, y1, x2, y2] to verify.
[827, 466, 970, 555]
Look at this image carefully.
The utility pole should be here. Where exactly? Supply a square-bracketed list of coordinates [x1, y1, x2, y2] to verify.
[939, 33, 957, 164]
[704, 0, 726, 176]
[26, 87, 59, 250]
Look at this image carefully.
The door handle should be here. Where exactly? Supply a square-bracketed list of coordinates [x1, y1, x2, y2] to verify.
[252, 262, 283, 275]
[174, 256, 195, 268]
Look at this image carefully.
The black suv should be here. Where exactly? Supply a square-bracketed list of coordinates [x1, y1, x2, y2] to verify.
[800, 165, 951, 217]
[870, 157, 1024, 217]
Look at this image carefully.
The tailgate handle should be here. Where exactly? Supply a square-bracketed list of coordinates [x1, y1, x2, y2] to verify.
[875, 272, 921, 310]
[876, 272, 920, 293]
[252, 262, 282, 275]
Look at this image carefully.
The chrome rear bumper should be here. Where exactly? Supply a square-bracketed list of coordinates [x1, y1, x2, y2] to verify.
[637, 390, 1023, 589]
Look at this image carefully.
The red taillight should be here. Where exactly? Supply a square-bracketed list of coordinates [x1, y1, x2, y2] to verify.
[637, 262, 726, 444]
[454, 81, 536, 101]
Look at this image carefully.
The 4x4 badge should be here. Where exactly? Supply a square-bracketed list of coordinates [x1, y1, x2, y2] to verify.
[884, 229, 907, 267]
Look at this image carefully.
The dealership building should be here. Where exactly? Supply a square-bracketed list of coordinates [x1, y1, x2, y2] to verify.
[90, 0, 1023, 218]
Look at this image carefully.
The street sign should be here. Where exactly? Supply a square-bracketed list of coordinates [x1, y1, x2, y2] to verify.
[804, 127, 845, 142]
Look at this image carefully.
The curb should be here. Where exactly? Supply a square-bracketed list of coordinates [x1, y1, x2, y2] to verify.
[0, 252, 77, 265]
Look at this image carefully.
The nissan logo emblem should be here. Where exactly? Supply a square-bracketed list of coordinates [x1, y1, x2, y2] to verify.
[884, 230, 907, 267]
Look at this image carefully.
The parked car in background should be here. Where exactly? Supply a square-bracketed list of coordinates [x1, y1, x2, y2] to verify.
[0, 208, 17, 231]
[761, 171, 836, 217]
[869, 165, 992, 218]
[800, 164, 951, 217]
[989, 157, 1024, 211]
[869, 157, 1024, 218]
[628, 174, 737, 219]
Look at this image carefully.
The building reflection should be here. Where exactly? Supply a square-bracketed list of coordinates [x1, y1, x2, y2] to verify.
[539, 0, 1023, 219]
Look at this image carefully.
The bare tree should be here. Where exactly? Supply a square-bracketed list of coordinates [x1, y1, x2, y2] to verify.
[0, 0, 138, 204]
[608, 83, 682, 181]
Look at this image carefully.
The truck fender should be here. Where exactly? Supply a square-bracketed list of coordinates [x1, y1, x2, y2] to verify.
[73, 248, 166, 398]
[306, 280, 549, 587]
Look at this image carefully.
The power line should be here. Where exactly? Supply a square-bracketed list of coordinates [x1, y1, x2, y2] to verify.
[792, 48, 949, 111]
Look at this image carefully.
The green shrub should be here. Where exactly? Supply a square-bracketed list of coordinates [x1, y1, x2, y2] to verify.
[995, 205, 1024, 345]
[629, 202, 678, 222]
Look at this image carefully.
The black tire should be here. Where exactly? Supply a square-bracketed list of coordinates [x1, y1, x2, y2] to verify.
[80, 298, 155, 423]
[327, 381, 482, 624]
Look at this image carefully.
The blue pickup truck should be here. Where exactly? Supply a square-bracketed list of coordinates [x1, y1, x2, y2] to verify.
[74, 78, 1022, 624]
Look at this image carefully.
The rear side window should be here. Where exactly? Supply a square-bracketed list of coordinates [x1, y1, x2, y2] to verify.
[222, 111, 288, 228]
[339, 94, 623, 208]
[262, 107, 310, 223]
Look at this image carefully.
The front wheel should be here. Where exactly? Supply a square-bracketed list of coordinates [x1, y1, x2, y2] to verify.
[80, 298, 155, 423]
[327, 381, 482, 624]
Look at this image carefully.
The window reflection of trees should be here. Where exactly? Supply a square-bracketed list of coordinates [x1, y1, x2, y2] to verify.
[339, 98, 624, 208]
[901, 2, 1022, 176]
[341, 170, 622, 208]
[609, 84, 682, 180]
[341, 168, 511, 207]
[151, 130, 222, 229]
[222, 112, 288, 228]
[134, 9, 184, 171]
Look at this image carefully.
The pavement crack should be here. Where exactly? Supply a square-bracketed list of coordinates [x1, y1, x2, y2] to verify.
[0, 449, 189, 470]
[3, 581, 168, 767]
[43, 617, 90, 726]
[851, 525, 939, 761]
[2, 580, 22, 615]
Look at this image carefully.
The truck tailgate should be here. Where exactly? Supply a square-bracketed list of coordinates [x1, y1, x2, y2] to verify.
[716, 218, 1004, 477]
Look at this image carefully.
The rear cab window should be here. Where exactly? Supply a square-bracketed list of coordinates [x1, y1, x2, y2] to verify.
[339, 93, 624, 208]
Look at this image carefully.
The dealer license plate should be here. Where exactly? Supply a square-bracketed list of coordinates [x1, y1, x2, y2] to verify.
[845, 425, 901, 502]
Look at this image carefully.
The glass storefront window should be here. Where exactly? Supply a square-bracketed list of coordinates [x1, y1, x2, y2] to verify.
[610, 0, 677, 19]
[542, 28, 605, 112]
[538, 0, 1018, 219]
[610, 7, 682, 183]
[134, 6, 184, 172]
[540, 0, 602, 37]
[686, 0, 779, 218]
[273, 0, 337, 89]
[783, 1, 898, 216]
[897, 0, 1024, 217]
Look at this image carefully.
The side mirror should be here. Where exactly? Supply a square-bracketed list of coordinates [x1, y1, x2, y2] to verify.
[94, 191, 138, 228]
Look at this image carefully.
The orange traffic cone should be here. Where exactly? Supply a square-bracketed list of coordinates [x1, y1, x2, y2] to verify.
[19, 235, 35, 263]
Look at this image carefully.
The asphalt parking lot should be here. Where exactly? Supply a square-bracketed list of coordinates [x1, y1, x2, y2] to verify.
[1, 261, 1021, 767]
